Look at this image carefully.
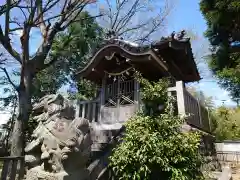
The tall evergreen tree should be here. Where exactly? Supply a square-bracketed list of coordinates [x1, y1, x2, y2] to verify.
[200, 0, 240, 103]
[32, 11, 103, 101]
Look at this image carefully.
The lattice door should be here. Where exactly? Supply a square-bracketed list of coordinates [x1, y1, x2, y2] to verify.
[104, 78, 134, 107]
[101, 77, 135, 124]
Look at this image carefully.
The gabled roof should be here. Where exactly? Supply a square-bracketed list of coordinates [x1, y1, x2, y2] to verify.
[75, 37, 201, 84]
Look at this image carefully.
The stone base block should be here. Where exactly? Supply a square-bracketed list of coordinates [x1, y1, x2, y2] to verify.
[26, 166, 89, 180]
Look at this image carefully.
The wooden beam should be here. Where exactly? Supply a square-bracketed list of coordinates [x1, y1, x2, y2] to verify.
[169, 41, 186, 50]
[168, 60, 185, 80]
[149, 50, 169, 72]
[230, 46, 240, 53]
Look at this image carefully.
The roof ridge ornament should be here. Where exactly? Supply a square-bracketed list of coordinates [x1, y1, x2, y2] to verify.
[114, 39, 139, 47]
[157, 30, 190, 43]
[104, 30, 119, 42]
[104, 29, 141, 48]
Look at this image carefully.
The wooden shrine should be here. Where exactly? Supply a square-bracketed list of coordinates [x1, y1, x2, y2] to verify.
[74, 34, 211, 133]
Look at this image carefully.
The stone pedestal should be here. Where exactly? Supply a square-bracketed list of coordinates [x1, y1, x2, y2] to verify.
[26, 166, 89, 180]
[25, 95, 93, 180]
[90, 123, 122, 151]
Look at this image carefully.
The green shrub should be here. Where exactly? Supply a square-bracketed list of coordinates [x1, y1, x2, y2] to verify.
[109, 112, 204, 180]
[135, 74, 169, 115]
[109, 76, 204, 180]
[214, 106, 240, 141]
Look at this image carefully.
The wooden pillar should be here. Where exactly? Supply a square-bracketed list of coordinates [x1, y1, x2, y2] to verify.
[197, 98, 203, 127]
[82, 103, 86, 118]
[176, 81, 186, 115]
[176, 81, 192, 131]
[74, 99, 80, 118]
[116, 76, 121, 122]
[100, 75, 106, 106]
[92, 102, 96, 122]
[99, 74, 106, 122]
[206, 107, 211, 132]
[134, 79, 140, 110]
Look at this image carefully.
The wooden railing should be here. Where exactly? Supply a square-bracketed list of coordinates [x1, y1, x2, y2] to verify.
[0, 156, 24, 180]
[75, 100, 100, 122]
[216, 151, 240, 164]
[75, 81, 211, 133]
[168, 81, 211, 133]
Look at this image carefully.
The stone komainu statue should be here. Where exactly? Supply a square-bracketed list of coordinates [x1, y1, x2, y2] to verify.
[25, 94, 92, 180]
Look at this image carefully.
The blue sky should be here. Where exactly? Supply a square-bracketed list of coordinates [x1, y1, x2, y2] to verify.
[0, 0, 237, 123]
[166, 0, 237, 107]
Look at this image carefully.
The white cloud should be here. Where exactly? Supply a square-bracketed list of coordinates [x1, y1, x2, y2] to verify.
[15, 29, 23, 37]
[223, 90, 228, 96]
[225, 99, 231, 103]
[15, 29, 34, 37]
[198, 82, 205, 87]
[0, 112, 10, 125]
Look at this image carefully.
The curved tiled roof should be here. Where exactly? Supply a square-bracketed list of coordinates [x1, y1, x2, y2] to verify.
[74, 36, 200, 83]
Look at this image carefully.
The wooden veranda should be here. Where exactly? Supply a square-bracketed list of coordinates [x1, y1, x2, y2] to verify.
[76, 80, 212, 133]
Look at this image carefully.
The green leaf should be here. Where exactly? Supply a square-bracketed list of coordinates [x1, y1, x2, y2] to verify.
[109, 77, 204, 180]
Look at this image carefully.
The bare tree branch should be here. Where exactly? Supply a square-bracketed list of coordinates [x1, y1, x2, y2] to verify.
[9, 27, 23, 32]
[60, 1, 86, 26]
[36, 0, 47, 38]
[17, 6, 28, 21]
[0, 26, 22, 64]
[0, 67, 18, 91]
[0, 0, 20, 16]
[28, 0, 39, 24]
[34, 0, 60, 26]
[111, 0, 128, 29]
[31, 0, 96, 73]
[10, 19, 22, 28]
[114, 0, 140, 31]
[61, 6, 87, 30]
[60, 0, 69, 14]
[0, 53, 7, 65]
[98, 0, 174, 43]
[105, 0, 113, 25]
[32, 29, 74, 73]
[5, 0, 11, 38]
[134, 14, 168, 43]
[34, 8, 73, 27]
[118, 21, 149, 36]
[68, 14, 104, 24]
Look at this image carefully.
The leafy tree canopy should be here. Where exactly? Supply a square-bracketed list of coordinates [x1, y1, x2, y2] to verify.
[68, 78, 98, 101]
[213, 106, 240, 141]
[187, 86, 215, 110]
[1, 11, 103, 103]
[32, 11, 103, 101]
[200, 0, 240, 102]
[0, 11, 103, 150]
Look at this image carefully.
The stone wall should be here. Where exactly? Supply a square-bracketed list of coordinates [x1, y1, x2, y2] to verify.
[215, 141, 240, 164]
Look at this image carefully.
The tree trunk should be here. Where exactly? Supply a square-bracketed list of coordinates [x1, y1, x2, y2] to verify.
[10, 69, 32, 157]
